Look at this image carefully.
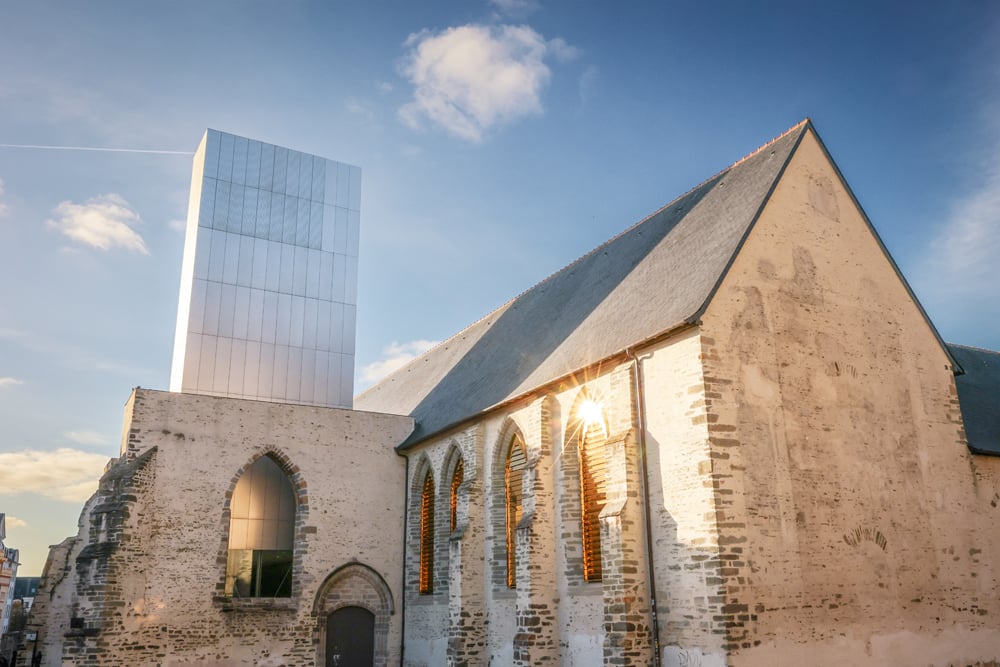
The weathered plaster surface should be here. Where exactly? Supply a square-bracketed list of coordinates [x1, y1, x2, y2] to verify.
[699, 128, 1000, 666]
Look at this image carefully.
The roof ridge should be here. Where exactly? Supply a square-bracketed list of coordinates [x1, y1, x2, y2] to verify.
[356, 120, 811, 397]
[728, 118, 810, 170]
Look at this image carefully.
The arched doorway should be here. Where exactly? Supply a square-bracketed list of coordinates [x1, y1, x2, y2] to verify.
[326, 606, 375, 666]
[313, 563, 394, 666]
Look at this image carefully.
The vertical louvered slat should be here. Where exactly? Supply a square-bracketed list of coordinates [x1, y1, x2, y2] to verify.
[450, 458, 464, 533]
[505, 436, 527, 588]
[419, 473, 434, 594]
[580, 422, 607, 581]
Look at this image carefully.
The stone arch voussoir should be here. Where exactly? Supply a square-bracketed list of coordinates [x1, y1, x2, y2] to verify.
[214, 446, 309, 600]
[314, 561, 395, 667]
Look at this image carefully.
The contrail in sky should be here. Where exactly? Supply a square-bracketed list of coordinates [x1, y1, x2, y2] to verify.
[0, 143, 193, 155]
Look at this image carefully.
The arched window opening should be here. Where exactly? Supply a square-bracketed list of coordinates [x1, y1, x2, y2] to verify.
[579, 418, 608, 582]
[226, 455, 296, 598]
[505, 435, 527, 588]
[450, 458, 464, 533]
[419, 470, 435, 595]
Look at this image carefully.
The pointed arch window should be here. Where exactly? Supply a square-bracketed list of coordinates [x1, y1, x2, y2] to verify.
[226, 455, 295, 598]
[579, 417, 608, 582]
[505, 435, 527, 588]
[419, 470, 435, 595]
[450, 458, 464, 533]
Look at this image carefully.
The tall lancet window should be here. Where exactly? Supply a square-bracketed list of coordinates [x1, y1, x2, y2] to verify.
[419, 470, 435, 595]
[505, 435, 527, 588]
[577, 397, 608, 582]
[226, 456, 296, 598]
[450, 458, 464, 533]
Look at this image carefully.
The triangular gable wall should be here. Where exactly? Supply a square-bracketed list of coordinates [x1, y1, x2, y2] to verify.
[692, 126, 976, 662]
[698, 122, 957, 372]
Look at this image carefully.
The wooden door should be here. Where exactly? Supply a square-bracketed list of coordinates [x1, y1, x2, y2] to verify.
[326, 606, 375, 666]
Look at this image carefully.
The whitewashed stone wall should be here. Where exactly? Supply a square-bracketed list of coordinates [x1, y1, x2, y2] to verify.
[400, 368, 655, 666]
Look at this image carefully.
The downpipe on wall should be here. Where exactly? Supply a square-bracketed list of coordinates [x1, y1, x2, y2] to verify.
[626, 347, 661, 667]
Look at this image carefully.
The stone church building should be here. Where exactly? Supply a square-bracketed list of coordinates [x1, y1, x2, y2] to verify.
[24, 120, 1000, 666]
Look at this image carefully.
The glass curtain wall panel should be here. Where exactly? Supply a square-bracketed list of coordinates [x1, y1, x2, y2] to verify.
[170, 129, 360, 408]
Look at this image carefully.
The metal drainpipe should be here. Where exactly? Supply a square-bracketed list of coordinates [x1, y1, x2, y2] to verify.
[398, 449, 409, 667]
[626, 347, 661, 667]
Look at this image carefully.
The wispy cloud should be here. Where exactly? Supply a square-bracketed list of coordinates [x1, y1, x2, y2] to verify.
[346, 98, 378, 122]
[360, 339, 440, 385]
[0, 75, 186, 150]
[0, 177, 8, 218]
[0, 377, 23, 389]
[0, 448, 109, 502]
[916, 103, 1000, 339]
[929, 169, 1000, 292]
[398, 24, 576, 142]
[4, 516, 27, 530]
[0, 329, 152, 377]
[64, 430, 112, 446]
[490, 0, 541, 18]
[547, 37, 579, 63]
[167, 218, 187, 233]
[47, 193, 149, 254]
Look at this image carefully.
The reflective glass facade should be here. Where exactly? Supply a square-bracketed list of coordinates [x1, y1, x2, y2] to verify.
[170, 130, 359, 408]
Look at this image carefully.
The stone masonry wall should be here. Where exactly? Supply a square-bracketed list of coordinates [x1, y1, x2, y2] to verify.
[401, 367, 655, 666]
[39, 388, 412, 667]
[20, 536, 78, 667]
[699, 127, 1000, 666]
[640, 327, 728, 667]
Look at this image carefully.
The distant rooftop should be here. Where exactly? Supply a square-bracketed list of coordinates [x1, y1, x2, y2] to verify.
[950, 344, 1000, 456]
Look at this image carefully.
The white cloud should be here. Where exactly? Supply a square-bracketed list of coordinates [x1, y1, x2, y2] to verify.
[167, 218, 186, 233]
[47, 193, 149, 254]
[398, 24, 575, 142]
[912, 101, 1000, 345]
[0, 377, 23, 388]
[547, 37, 580, 63]
[360, 339, 441, 385]
[920, 115, 1000, 303]
[490, 0, 540, 17]
[64, 430, 112, 446]
[931, 167, 1000, 289]
[0, 448, 110, 502]
[4, 516, 27, 530]
[378, 81, 394, 93]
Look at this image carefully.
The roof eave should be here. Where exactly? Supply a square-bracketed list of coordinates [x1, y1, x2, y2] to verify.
[394, 321, 699, 452]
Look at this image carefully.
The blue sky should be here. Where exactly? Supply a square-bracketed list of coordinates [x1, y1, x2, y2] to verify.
[1, 1, 998, 574]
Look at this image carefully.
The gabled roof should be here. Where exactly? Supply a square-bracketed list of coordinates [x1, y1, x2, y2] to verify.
[949, 344, 1000, 456]
[356, 120, 811, 448]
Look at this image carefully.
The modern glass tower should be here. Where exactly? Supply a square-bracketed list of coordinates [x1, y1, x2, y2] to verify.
[169, 130, 360, 408]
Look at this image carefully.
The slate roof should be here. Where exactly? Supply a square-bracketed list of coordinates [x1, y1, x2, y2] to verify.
[356, 120, 813, 448]
[949, 344, 1000, 456]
